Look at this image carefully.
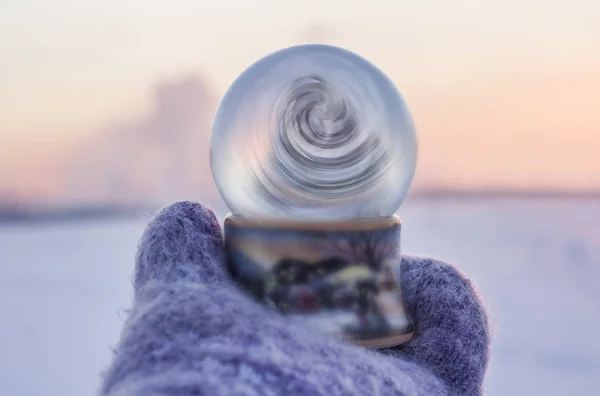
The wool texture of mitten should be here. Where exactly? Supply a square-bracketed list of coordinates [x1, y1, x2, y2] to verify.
[100, 202, 490, 396]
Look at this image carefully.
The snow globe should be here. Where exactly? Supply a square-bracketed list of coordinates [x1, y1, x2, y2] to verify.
[210, 44, 417, 348]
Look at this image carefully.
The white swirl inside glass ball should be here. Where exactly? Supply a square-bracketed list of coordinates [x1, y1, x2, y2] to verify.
[210, 44, 417, 220]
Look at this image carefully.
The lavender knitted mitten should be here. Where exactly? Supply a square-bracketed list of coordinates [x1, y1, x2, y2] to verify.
[100, 202, 490, 396]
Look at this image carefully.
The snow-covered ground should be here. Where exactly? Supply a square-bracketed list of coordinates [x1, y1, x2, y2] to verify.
[0, 199, 598, 395]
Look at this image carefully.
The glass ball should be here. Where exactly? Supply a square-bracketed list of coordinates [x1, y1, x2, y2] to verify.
[210, 44, 417, 220]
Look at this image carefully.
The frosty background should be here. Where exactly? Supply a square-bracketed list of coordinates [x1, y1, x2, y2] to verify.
[1, 1, 599, 395]
[1, 200, 599, 396]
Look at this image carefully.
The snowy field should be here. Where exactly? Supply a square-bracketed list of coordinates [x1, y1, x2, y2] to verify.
[0, 199, 598, 395]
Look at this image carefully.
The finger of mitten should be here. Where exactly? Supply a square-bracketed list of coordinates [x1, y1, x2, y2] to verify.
[134, 201, 227, 293]
[100, 282, 449, 396]
[386, 257, 491, 396]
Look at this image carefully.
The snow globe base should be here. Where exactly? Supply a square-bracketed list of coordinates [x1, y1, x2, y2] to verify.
[223, 214, 414, 348]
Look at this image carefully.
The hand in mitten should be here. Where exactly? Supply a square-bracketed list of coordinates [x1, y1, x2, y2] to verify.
[100, 202, 490, 396]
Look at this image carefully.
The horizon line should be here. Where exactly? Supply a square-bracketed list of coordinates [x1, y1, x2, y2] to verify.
[408, 187, 600, 200]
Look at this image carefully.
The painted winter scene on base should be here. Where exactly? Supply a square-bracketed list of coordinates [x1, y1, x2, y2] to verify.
[0, 199, 599, 395]
[224, 219, 412, 345]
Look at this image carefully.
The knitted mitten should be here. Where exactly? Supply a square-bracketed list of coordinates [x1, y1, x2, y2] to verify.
[100, 201, 490, 396]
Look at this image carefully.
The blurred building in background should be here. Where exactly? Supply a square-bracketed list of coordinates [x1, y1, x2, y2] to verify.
[1, 75, 223, 215]
[65, 75, 219, 208]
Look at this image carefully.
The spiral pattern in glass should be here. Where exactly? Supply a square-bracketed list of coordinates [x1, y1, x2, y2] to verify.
[210, 44, 417, 220]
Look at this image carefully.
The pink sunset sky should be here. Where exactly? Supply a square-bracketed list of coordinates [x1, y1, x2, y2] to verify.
[0, 0, 599, 207]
